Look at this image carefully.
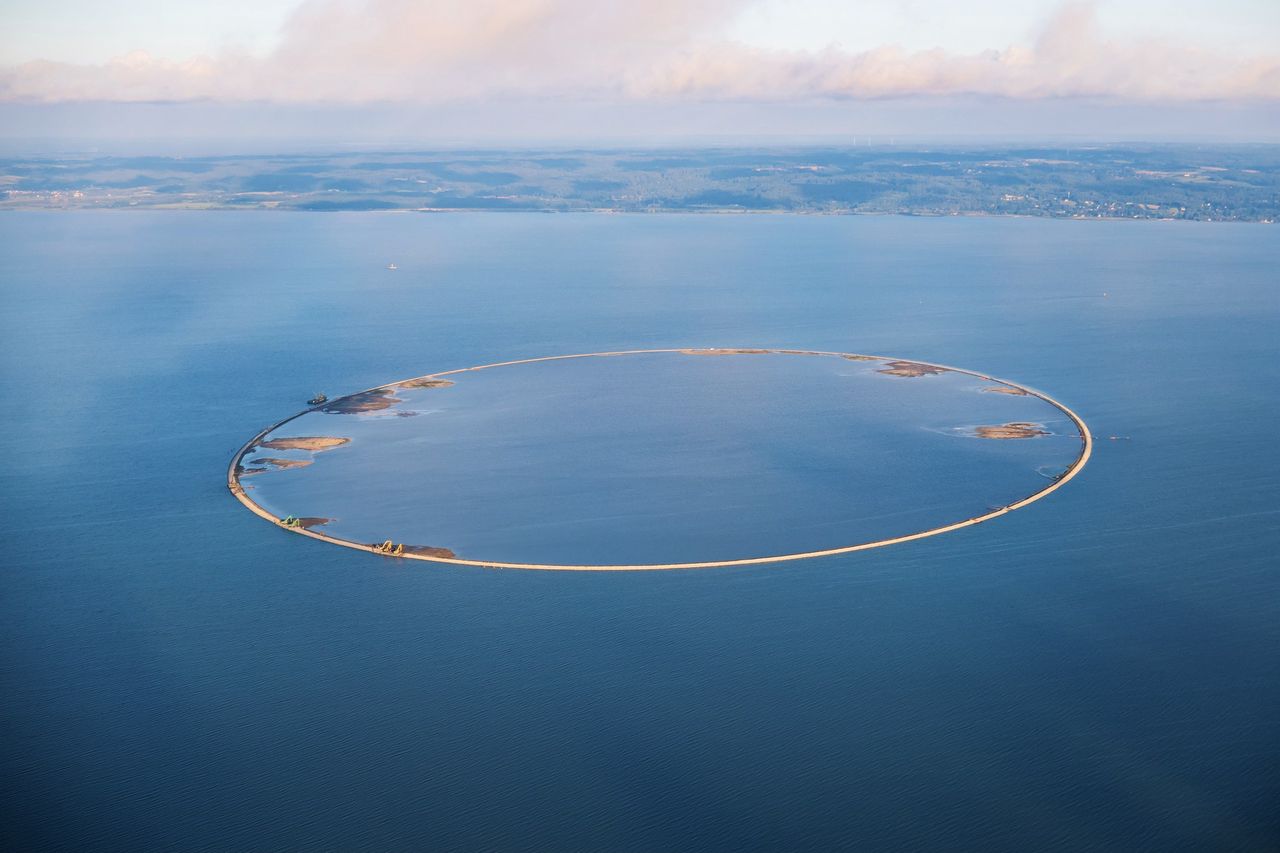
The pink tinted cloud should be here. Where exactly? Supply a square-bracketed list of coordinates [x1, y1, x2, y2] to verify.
[2, 0, 1277, 102]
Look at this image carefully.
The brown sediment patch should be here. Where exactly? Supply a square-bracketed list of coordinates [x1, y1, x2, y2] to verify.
[974, 422, 1049, 439]
[295, 517, 332, 529]
[841, 354, 881, 362]
[322, 388, 403, 414]
[258, 436, 350, 452]
[237, 464, 268, 477]
[398, 378, 455, 390]
[878, 361, 950, 377]
[983, 385, 1029, 396]
[253, 457, 313, 471]
[403, 545, 458, 559]
[680, 348, 771, 355]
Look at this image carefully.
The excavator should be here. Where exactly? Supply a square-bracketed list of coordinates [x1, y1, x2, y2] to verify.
[373, 540, 405, 556]
[280, 515, 302, 528]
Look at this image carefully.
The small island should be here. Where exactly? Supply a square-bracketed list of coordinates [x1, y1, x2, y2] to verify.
[974, 422, 1050, 439]
[321, 389, 403, 413]
[398, 377, 456, 389]
[258, 436, 350, 451]
[878, 361, 950, 377]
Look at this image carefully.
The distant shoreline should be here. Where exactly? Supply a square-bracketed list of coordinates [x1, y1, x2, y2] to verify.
[2, 206, 1269, 224]
[6, 145, 1275, 222]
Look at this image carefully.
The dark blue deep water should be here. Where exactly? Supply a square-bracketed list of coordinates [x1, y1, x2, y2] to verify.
[2, 212, 1277, 851]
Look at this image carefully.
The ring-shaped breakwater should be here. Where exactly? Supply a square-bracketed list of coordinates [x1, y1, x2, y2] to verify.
[228, 348, 1092, 570]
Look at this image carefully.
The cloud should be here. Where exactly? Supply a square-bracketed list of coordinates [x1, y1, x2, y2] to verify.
[2, 0, 1277, 103]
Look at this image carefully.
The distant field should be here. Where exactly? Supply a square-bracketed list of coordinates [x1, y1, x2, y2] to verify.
[2, 145, 1277, 221]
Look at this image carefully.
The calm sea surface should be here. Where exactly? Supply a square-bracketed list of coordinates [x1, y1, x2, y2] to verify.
[1, 212, 1277, 851]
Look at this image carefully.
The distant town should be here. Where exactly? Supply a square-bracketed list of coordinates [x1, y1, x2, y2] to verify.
[3, 145, 1276, 221]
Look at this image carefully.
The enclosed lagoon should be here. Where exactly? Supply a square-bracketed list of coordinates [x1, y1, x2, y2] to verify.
[234, 349, 1088, 568]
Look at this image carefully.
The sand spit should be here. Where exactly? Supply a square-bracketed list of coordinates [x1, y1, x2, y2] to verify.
[252, 457, 313, 471]
[680, 348, 771, 355]
[323, 388, 403, 414]
[841, 354, 881, 362]
[983, 386, 1030, 396]
[398, 378, 456, 390]
[258, 436, 350, 452]
[878, 361, 950, 377]
[974, 422, 1049, 439]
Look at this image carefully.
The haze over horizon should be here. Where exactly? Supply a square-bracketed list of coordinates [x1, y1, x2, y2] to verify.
[2, 0, 1278, 147]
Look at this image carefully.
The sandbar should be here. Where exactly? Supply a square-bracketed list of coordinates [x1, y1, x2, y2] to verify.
[322, 388, 403, 413]
[878, 360, 950, 377]
[983, 386, 1029, 396]
[974, 422, 1049, 439]
[258, 436, 350, 452]
[252, 457, 313, 471]
[404, 545, 457, 558]
[398, 378, 455, 390]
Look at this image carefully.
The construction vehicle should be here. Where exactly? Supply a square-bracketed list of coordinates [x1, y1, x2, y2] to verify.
[281, 515, 302, 528]
[308, 393, 328, 405]
[373, 540, 405, 556]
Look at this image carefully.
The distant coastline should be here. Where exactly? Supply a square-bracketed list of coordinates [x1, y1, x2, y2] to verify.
[5, 145, 1276, 222]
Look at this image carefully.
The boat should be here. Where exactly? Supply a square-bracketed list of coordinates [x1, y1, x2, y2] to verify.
[386, 263, 398, 270]
[307, 393, 328, 405]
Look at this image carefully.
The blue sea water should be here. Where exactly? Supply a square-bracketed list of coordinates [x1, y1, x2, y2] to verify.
[1, 211, 1277, 851]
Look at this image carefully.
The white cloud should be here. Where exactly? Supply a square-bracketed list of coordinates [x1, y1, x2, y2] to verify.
[1, 0, 1277, 103]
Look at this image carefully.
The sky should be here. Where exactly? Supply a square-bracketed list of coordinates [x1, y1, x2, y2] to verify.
[1, 0, 1277, 145]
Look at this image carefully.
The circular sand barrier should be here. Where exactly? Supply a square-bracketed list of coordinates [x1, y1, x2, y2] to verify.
[228, 349, 1091, 570]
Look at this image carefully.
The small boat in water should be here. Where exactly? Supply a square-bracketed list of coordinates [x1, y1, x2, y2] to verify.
[386, 263, 398, 270]
[308, 393, 328, 405]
